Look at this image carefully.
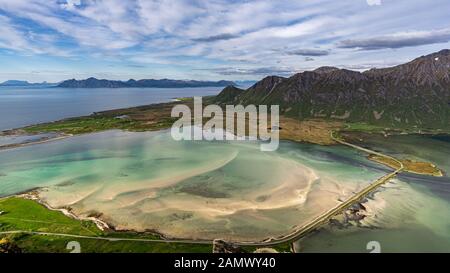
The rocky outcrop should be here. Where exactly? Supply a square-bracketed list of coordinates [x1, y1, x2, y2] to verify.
[212, 239, 246, 253]
[0, 238, 22, 253]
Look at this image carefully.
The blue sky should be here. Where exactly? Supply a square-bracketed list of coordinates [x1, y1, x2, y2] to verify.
[0, 0, 450, 82]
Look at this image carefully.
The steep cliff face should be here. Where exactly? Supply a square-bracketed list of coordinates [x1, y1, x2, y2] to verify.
[214, 50, 450, 129]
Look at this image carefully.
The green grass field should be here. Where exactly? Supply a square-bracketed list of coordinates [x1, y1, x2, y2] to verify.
[0, 197, 212, 253]
[0, 197, 101, 235]
[0, 197, 290, 253]
[23, 114, 180, 135]
[344, 122, 386, 132]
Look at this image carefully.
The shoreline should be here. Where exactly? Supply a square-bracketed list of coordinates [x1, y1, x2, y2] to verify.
[9, 162, 323, 243]
[4, 190, 350, 245]
[0, 132, 447, 247]
[17, 190, 110, 232]
[0, 96, 448, 150]
[8, 190, 293, 244]
[0, 133, 72, 151]
[1, 120, 448, 152]
[11, 189, 227, 242]
[1, 121, 447, 178]
[1, 102, 448, 245]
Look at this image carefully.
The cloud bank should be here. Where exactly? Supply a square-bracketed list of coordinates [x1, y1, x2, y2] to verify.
[0, 0, 449, 81]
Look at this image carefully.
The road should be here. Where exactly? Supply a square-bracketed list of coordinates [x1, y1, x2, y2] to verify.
[238, 131, 404, 246]
[0, 230, 213, 245]
[0, 131, 404, 248]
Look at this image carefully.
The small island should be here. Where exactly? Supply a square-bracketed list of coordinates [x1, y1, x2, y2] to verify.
[368, 154, 443, 177]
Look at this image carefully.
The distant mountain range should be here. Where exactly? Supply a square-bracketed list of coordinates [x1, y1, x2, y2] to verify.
[214, 49, 450, 130]
[0, 80, 55, 87]
[57, 77, 235, 88]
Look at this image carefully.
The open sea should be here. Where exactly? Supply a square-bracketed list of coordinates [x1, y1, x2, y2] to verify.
[0, 86, 222, 130]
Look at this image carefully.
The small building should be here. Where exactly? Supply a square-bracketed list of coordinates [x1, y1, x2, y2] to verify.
[0, 211, 4, 215]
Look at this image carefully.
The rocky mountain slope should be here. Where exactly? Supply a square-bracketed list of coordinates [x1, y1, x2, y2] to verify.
[214, 50, 450, 129]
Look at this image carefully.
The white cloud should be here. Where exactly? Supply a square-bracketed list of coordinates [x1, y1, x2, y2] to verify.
[367, 0, 382, 6]
[338, 28, 450, 50]
[0, 14, 70, 56]
[61, 0, 81, 10]
[0, 0, 449, 81]
[0, 15, 31, 52]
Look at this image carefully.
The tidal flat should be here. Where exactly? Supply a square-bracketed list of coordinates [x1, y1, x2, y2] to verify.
[295, 134, 450, 252]
[0, 129, 386, 241]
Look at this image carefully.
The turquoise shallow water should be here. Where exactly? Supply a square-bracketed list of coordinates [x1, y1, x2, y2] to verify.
[0, 130, 385, 241]
[2, 130, 447, 247]
[296, 134, 450, 253]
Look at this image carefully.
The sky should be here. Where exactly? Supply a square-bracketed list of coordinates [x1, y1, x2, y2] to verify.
[0, 0, 450, 82]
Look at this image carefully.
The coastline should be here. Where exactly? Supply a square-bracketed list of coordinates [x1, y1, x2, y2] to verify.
[0, 100, 448, 242]
[0, 132, 72, 151]
[17, 190, 110, 232]
[1, 95, 449, 151]
[0, 97, 446, 182]
[8, 189, 295, 244]
[0, 128, 448, 250]
[0, 129, 412, 246]
[11, 188, 228, 243]
[4, 188, 359, 245]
